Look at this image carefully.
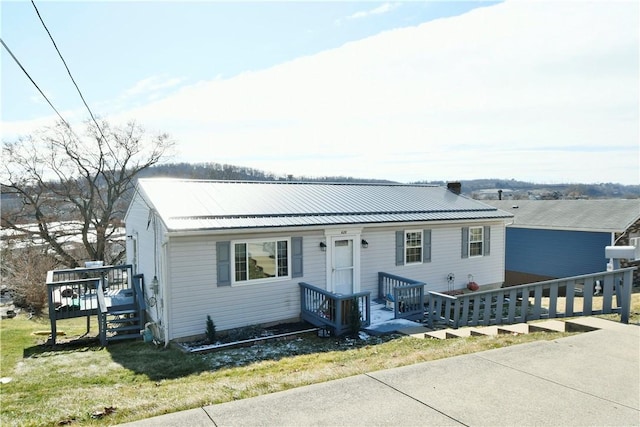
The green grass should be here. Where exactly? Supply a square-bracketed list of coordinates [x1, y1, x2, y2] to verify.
[2, 292, 638, 427]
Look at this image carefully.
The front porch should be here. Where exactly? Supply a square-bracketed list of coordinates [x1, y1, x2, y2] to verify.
[300, 267, 637, 336]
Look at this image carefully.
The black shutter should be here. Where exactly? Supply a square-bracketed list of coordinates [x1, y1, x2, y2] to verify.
[291, 237, 303, 278]
[461, 227, 469, 259]
[395, 231, 404, 266]
[423, 229, 432, 262]
[216, 241, 231, 286]
[483, 226, 491, 256]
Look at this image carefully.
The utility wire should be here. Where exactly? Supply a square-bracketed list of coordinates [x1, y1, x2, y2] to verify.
[0, 37, 71, 129]
[30, 0, 110, 145]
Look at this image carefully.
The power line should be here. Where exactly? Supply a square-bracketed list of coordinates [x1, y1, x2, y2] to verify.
[30, 0, 109, 145]
[0, 37, 71, 129]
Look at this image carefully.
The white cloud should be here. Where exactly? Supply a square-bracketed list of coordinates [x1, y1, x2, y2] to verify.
[5, 1, 639, 184]
[346, 2, 400, 21]
[122, 76, 185, 98]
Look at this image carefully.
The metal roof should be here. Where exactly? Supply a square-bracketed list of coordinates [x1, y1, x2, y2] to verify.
[137, 179, 513, 231]
[488, 199, 640, 232]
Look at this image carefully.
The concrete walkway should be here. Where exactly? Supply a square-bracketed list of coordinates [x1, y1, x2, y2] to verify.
[119, 317, 639, 427]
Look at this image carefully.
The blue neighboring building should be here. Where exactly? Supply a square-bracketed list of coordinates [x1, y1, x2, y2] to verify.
[488, 199, 640, 285]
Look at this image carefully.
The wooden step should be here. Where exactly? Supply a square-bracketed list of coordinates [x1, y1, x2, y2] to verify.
[106, 333, 141, 342]
[108, 309, 138, 316]
[107, 316, 139, 324]
[107, 324, 142, 333]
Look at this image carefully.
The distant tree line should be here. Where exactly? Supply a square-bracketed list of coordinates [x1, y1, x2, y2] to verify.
[414, 179, 639, 199]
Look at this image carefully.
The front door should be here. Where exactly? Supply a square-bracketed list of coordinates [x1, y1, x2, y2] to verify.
[331, 237, 355, 294]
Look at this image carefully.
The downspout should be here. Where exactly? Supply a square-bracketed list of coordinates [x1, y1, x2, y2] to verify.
[162, 236, 171, 348]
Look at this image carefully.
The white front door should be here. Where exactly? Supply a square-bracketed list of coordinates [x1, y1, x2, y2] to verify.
[331, 237, 355, 294]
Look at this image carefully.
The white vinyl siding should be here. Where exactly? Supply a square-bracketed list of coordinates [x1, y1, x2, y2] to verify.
[360, 224, 504, 297]
[166, 232, 326, 339]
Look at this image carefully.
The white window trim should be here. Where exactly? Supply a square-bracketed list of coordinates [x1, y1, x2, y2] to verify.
[231, 237, 291, 286]
[405, 229, 423, 265]
[468, 226, 484, 258]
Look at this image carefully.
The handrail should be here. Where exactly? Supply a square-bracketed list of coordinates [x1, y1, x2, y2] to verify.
[427, 267, 636, 328]
[379, 272, 426, 321]
[378, 272, 425, 300]
[47, 264, 133, 280]
[132, 274, 147, 311]
[96, 277, 108, 346]
[299, 282, 371, 336]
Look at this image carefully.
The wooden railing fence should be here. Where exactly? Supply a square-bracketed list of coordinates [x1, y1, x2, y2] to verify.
[427, 267, 636, 328]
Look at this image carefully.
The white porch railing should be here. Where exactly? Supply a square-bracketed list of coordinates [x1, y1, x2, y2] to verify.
[427, 267, 636, 329]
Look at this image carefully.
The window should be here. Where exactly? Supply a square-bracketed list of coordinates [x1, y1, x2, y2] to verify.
[469, 227, 484, 257]
[233, 239, 289, 283]
[405, 230, 423, 264]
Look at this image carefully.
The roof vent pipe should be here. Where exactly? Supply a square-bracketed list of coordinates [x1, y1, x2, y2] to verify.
[447, 182, 462, 195]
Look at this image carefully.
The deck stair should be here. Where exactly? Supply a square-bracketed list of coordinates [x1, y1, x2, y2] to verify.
[103, 305, 143, 342]
[399, 318, 601, 340]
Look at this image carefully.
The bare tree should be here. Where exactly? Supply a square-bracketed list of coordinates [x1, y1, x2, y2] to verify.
[1, 120, 174, 268]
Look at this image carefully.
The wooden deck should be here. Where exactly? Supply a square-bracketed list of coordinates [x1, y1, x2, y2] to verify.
[46, 265, 145, 345]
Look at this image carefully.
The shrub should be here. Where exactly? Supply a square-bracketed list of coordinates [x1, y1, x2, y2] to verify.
[348, 297, 362, 337]
[1, 243, 61, 314]
[205, 315, 216, 344]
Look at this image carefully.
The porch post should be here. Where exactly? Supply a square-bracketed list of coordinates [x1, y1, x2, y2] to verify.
[620, 269, 634, 324]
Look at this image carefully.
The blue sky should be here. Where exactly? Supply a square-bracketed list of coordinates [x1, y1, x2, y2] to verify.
[1, 1, 638, 185]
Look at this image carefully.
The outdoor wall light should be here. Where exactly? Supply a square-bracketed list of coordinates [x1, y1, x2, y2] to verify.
[361, 239, 369, 248]
[319, 242, 327, 251]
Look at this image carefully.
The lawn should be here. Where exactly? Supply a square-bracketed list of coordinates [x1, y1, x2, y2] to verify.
[1, 292, 638, 426]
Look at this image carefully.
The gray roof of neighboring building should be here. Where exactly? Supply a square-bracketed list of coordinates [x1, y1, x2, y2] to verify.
[488, 199, 640, 232]
[136, 179, 513, 231]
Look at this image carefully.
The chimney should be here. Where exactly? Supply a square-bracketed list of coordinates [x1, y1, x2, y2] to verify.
[447, 181, 462, 195]
[498, 189, 503, 200]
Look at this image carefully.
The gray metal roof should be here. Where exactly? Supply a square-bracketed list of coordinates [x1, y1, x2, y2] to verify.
[488, 199, 640, 232]
[137, 179, 513, 231]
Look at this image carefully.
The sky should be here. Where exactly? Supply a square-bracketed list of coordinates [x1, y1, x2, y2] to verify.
[1, 1, 638, 185]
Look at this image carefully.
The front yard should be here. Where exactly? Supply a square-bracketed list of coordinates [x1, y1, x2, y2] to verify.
[1, 291, 638, 426]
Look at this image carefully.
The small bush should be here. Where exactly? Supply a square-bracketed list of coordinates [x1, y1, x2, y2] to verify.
[1, 243, 60, 314]
[205, 315, 216, 344]
[348, 297, 362, 337]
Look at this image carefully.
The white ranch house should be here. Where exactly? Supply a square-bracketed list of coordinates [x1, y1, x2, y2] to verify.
[124, 179, 513, 342]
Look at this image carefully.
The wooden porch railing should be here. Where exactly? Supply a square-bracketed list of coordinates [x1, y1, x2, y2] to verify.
[378, 272, 426, 321]
[427, 267, 637, 329]
[47, 264, 131, 293]
[299, 282, 371, 336]
[46, 264, 142, 345]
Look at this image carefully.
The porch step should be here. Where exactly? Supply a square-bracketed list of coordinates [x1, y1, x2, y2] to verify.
[405, 318, 608, 341]
[103, 308, 144, 344]
[107, 315, 139, 324]
[107, 324, 141, 333]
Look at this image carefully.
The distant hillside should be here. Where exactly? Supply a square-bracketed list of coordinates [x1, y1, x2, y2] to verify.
[139, 162, 395, 184]
[142, 163, 639, 199]
[414, 179, 640, 200]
